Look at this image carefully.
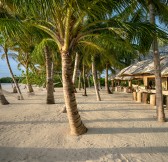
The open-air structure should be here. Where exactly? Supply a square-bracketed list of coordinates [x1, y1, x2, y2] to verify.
[112, 55, 168, 106]
[113, 55, 168, 91]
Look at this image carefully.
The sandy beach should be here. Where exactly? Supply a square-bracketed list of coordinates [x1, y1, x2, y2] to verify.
[0, 85, 168, 162]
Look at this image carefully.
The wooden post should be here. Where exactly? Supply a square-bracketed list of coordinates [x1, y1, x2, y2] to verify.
[123, 87, 127, 93]
[117, 86, 121, 92]
[137, 92, 142, 102]
[115, 87, 117, 92]
[111, 80, 114, 88]
[117, 86, 120, 92]
[133, 92, 137, 100]
[166, 96, 168, 109]
[150, 94, 156, 106]
[128, 80, 132, 88]
[111, 80, 114, 91]
[142, 92, 148, 104]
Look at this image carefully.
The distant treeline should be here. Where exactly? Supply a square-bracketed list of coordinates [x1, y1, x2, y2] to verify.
[0, 76, 109, 87]
[0, 77, 22, 83]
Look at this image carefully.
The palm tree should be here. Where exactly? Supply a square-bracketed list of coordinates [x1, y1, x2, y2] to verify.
[16, 44, 34, 93]
[82, 63, 87, 96]
[44, 45, 55, 104]
[72, 52, 80, 93]
[105, 63, 112, 94]
[0, 83, 9, 105]
[87, 73, 91, 88]
[134, 0, 168, 121]
[32, 38, 57, 104]
[2, 0, 166, 135]
[92, 56, 101, 101]
[0, 37, 24, 100]
[4, 48, 24, 100]
[148, 1, 165, 122]
[78, 71, 82, 91]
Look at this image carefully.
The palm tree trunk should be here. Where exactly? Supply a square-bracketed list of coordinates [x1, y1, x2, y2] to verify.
[13, 86, 17, 93]
[61, 51, 87, 135]
[87, 75, 91, 88]
[78, 72, 81, 90]
[45, 46, 55, 104]
[149, 2, 165, 122]
[82, 64, 87, 96]
[97, 72, 101, 91]
[92, 56, 101, 101]
[72, 52, 80, 93]
[81, 77, 84, 89]
[105, 63, 112, 94]
[25, 59, 34, 93]
[0, 83, 9, 105]
[51, 62, 55, 92]
[4, 48, 24, 100]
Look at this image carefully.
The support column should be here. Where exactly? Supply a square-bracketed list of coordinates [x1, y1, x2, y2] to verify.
[137, 92, 142, 102]
[150, 94, 156, 106]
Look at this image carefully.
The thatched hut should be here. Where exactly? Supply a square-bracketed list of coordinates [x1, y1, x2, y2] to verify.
[115, 55, 168, 91]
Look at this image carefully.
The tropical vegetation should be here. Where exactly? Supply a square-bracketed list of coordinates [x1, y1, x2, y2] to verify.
[0, 0, 168, 135]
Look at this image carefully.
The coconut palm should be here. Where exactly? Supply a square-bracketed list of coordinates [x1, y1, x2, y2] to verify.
[0, 37, 24, 100]
[105, 63, 112, 94]
[32, 38, 58, 104]
[0, 83, 9, 105]
[148, 1, 166, 122]
[131, 0, 168, 121]
[15, 42, 34, 93]
[44, 45, 55, 104]
[78, 71, 82, 90]
[82, 63, 87, 96]
[92, 55, 101, 101]
[1, 0, 167, 135]
[16, 37, 36, 93]
[72, 52, 80, 93]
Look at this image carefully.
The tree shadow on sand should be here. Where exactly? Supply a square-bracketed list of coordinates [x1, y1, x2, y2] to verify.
[87, 127, 168, 134]
[0, 146, 168, 161]
[80, 108, 154, 112]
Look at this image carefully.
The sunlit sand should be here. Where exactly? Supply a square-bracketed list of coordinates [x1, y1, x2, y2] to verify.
[0, 85, 168, 162]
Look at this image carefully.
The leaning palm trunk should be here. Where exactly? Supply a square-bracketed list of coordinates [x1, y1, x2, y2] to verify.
[45, 46, 55, 104]
[72, 53, 80, 93]
[13, 86, 17, 93]
[105, 63, 112, 94]
[92, 57, 101, 101]
[0, 83, 9, 105]
[4, 48, 24, 100]
[82, 64, 87, 96]
[149, 2, 165, 122]
[61, 51, 87, 135]
[25, 60, 34, 93]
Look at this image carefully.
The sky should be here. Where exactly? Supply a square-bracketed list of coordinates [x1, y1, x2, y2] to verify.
[0, 51, 23, 78]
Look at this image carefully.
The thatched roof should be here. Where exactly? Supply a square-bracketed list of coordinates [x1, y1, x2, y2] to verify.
[113, 76, 134, 81]
[116, 55, 168, 77]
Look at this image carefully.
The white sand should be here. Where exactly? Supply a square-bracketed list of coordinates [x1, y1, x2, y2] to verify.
[0, 85, 168, 162]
